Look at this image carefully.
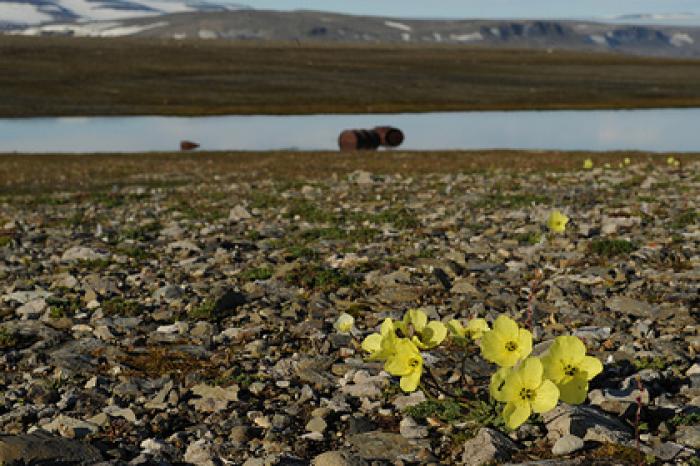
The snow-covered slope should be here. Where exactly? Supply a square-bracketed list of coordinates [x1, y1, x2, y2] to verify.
[0, 0, 246, 27]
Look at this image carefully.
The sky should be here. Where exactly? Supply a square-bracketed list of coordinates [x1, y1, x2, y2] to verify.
[237, 0, 700, 21]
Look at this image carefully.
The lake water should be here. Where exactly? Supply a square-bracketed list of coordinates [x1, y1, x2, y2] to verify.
[1, 108, 699, 153]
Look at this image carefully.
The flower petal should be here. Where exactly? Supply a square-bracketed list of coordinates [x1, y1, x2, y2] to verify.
[531, 380, 560, 413]
[503, 401, 531, 430]
[447, 319, 465, 338]
[400, 369, 422, 392]
[405, 309, 427, 333]
[466, 318, 490, 340]
[517, 328, 533, 360]
[480, 330, 507, 366]
[493, 315, 519, 341]
[422, 321, 447, 348]
[540, 351, 565, 383]
[380, 318, 394, 336]
[490, 367, 512, 402]
[557, 375, 589, 405]
[361, 333, 382, 354]
[578, 356, 603, 380]
[520, 357, 543, 389]
[557, 336, 586, 363]
[500, 370, 524, 402]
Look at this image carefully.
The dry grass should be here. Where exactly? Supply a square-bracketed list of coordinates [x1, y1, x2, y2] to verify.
[3, 37, 700, 117]
[1, 150, 697, 195]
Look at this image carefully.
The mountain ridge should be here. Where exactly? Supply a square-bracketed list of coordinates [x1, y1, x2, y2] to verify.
[3, 4, 700, 59]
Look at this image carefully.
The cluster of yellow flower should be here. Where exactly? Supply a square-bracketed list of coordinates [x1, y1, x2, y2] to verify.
[355, 312, 602, 430]
[360, 309, 447, 391]
[477, 316, 602, 429]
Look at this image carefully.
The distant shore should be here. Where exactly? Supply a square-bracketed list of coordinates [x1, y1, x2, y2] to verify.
[1, 150, 698, 195]
[3, 37, 700, 117]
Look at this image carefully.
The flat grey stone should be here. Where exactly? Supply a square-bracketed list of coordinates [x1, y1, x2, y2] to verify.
[348, 431, 424, 461]
[312, 450, 368, 466]
[606, 296, 655, 318]
[461, 427, 518, 465]
[551, 434, 585, 456]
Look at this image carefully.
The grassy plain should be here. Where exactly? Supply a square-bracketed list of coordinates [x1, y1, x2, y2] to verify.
[3, 37, 700, 117]
[1, 151, 698, 195]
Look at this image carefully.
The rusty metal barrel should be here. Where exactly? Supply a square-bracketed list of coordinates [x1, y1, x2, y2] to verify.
[338, 129, 381, 151]
[338, 127, 403, 151]
[180, 140, 200, 151]
[373, 126, 404, 147]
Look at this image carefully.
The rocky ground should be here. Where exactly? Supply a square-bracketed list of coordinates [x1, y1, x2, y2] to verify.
[0, 153, 698, 465]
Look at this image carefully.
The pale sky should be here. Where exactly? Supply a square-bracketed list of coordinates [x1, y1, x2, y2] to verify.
[237, 0, 700, 20]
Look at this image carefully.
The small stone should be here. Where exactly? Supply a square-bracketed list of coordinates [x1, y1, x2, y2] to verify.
[16, 298, 46, 320]
[676, 425, 700, 449]
[229, 426, 250, 446]
[348, 431, 424, 461]
[184, 438, 217, 466]
[306, 417, 327, 433]
[460, 427, 518, 465]
[229, 205, 253, 221]
[552, 434, 585, 456]
[399, 416, 428, 439]
[61, 246, 106, 262]
[312, 450, 369, 466]
[42, 415, 99, 439]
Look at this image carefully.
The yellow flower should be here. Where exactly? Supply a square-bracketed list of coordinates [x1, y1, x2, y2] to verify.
[583, 159, 594, 169]
[489, 366, 513, 400]
[546, 210, 569, 234]
[448, 318, 490, 340]
[384, 338, 423, 392]
[667, 156, 676, 165]
[334, 313, 354, 333]
[540, 336, 603, 404]
[480, 315, 533, 367]
[624, 157, 631, 165]
[604, 163, 611, 169]
[397, 308, 447, 350]
[498, 357, 560, 429]
[361, 318, 397, 361]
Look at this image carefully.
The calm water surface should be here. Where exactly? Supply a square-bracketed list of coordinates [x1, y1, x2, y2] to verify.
[1, 108, 699, 153]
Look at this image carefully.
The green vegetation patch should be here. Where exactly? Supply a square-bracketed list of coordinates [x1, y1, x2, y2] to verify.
[590, 239, 638, 257]
[474, 193, 549, 209]
[120, 222, 162, 241]
[285, 199, 335, 223]
[671, 210, 698, 229]
[46, 296, 81, 319]
[300, 227, 378, 244]
[240, 266, 273, 282]
[102, 297, 141, 317]
[515, 231, 543, 245]
[0, 236, 11, 248]
[76, 258, 113, 271]
[0, 327, 18, 349]
[188, 300, 216, 321]
[668, 412, 700, 428]
[285, 264, 357, 292]
[633, 356, 666, 371]
[404, 399, 463, 423]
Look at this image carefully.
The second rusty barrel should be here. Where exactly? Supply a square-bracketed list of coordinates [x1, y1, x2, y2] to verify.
[373, 126, 404, 147]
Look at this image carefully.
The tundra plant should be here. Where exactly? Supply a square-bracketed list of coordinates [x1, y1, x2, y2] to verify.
[360, 311, 601, 429]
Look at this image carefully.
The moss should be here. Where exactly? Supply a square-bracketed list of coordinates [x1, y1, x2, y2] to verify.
[668, 412, 700, 428]
[76, 258, 113, 271]
[102, 297, 141, 317]
[300, 227, 378, 243]
[188, 300, 216, 321]
[590, 239, 638, 257]
[633, 356, 666, 371]
[474, 193, 549, 209]
[404, 399, 464, 423]
[240, 266, 273, 282]
[0, 236, 11, 248]
[116, 246, 154, 261]
[285, 199, 335, 223]
[671, 210, 697, 229]
[515, 231, 543, 245]
[0, 328, 17, 349]
[285, 264, 357, 292]
[120, 222, 162, 241]
[248, 192, 280, 210]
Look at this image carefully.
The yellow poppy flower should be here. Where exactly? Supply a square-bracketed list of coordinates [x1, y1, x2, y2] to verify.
[448, 318, 490, 341]
[499, 357, 559, 429]
[480, 315, 533, 368]
[384, 338, 423, 392]
[361, 318, 397, 361]
[397, 308, 447, 350]
[547, 210, 569, 234]
[540, 335, 603, 404]
[334, 313, 354, 333]
[583, 159, 594, 169]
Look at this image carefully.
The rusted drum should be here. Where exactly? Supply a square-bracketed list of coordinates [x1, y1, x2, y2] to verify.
[374, 126, 404, 147]
[180, 140, 200, 151]
[338, 130, 381, 151]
